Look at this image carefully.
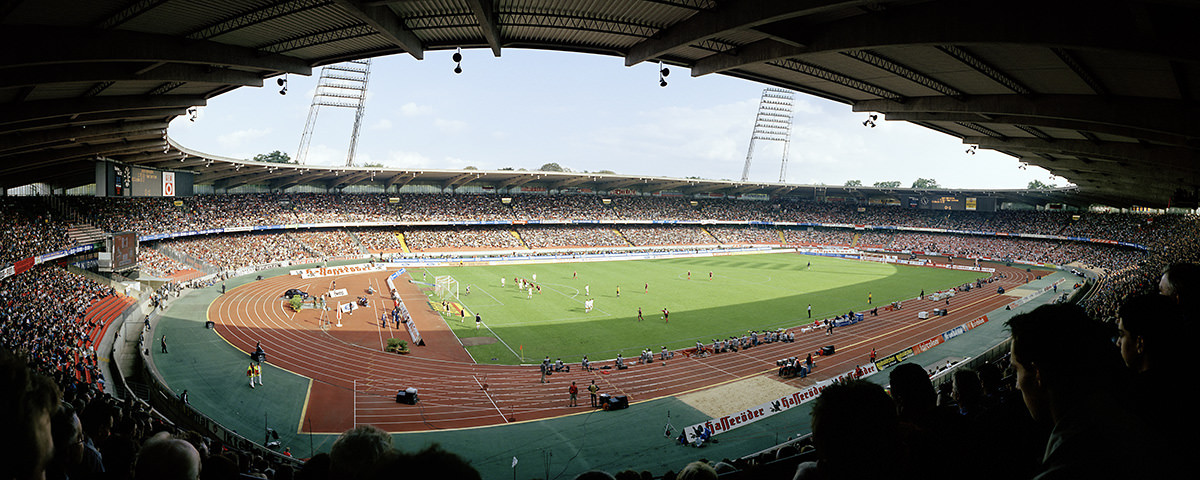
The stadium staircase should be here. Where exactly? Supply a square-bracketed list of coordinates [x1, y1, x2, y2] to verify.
[777, 229, 786, 243]
[701, 227, 720, 243]
[614, 228, 634, 246]
[851, 232, 861, 248]
[76, 293, 137, 390]
[343, 229, 369, 254]
[67, 223, 107, 246]
[395, 232, 411, 254]
[510, 230, 530, 249]
[288, 232, 321, 258]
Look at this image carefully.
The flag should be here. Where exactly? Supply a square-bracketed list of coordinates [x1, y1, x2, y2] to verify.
[512, 457, 518, 468]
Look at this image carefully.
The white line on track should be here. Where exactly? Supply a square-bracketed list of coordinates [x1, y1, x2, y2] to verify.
[473, 375, 509, 423]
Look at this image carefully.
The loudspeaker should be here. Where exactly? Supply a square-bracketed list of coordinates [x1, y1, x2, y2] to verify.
[822, 345, 836, 355]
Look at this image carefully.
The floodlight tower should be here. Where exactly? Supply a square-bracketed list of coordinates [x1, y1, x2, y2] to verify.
[295, 59, 372, 166]
[740, 88, 795, 182]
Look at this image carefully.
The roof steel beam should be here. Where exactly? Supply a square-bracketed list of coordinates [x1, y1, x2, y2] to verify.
[853, 95, 1200, 142]
[1, 26, 312, 75]
[0, 95, 206, 130]
[187, 0, 332, 40]
[331, 0, 424, 60]
[0, 139, 165, 175]
[967, 136, 1200, 174]
[0, 120, 167, 155]
[464, 0, 502, 57]
[624, 0, 839, 66]
[936, 45, 1032, 95]
[0, 63, 265, 90]
[695, 1, 1200, 77]
[1051, 48, 1108, 96]
[93, 0, 171, 30]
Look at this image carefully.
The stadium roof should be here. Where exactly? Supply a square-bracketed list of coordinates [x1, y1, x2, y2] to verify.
[2, 0, 1196, 208]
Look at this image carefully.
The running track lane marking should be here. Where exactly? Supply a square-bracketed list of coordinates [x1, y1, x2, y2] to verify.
[661, 291, 1008, 402]
[473, 375, 509, 423]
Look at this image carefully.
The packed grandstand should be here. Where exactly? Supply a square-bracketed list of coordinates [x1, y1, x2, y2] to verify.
[1, 190, 1195, 479]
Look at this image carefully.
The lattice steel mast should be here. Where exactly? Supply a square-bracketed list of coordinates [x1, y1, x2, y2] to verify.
[295, 59, 372, 166]
[740, 88, 795, 182]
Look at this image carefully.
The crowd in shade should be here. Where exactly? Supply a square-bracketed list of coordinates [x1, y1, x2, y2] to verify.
[0, 197, 72, 264]
[0, 266, 113, 391]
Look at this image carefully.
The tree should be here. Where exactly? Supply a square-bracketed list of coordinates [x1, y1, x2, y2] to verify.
[844, 180, 863, 187]
[253, 150, 294, 164]
[911, 178, 940, 189]
[596, 170, 616, 175]
[873, 181, 902, 188]
[538, 162, 564, 172]
[360, 162, 385, 168]
[464, 166, 478, 170]
[1027, 179, 1057, 190]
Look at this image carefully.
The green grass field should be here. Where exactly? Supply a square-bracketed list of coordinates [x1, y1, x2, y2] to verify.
[414, 252, 983, 365]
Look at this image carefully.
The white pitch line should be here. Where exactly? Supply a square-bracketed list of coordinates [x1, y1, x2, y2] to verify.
[481, 322, 523, 362]
[471, 285, 505, 306]
[473, 375, 509, 423]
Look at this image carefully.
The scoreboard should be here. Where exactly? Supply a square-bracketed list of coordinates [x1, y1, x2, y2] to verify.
[99, 231, 138, 273]
[911, 195, 996, 212]
[97, 161, 193, 197]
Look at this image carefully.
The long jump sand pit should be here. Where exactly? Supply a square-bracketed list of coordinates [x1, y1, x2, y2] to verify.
[677, 375, 804, 418]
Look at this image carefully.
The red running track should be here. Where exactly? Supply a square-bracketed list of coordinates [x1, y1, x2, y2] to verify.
[210, 260, 1042, 434]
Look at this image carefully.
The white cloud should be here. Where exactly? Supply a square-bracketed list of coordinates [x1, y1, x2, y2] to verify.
[400, 102, 433, 116]
[216, 128, 271, 149]
[434, 118, 468, 133]
[386, 150, 469, 170]
[370, 118, 393, 130]
[297, 144, 346, 166]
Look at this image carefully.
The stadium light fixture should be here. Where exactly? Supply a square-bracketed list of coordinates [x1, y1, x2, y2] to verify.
[278, 75, 288, 95]
[658, 61, 670, 87]
[862, 114, 877, 128]
[452, 47, 463, 74]
[187, 107, 198, 122]
[966, 145, 977, 155]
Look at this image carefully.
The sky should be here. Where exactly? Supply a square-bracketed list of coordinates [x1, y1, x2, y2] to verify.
[168, 49, 1069, 190]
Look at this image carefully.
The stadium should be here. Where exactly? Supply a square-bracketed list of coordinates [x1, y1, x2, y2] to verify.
[1, 2, 1196, 480]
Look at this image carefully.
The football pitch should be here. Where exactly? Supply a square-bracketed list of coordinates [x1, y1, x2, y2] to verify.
[413, 252, 984, 365]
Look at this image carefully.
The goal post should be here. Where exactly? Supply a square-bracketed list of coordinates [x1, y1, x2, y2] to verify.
[434, 275, 459, 302]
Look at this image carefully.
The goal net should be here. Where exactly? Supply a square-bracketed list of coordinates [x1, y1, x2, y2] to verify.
[434, 275, 459, 301]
